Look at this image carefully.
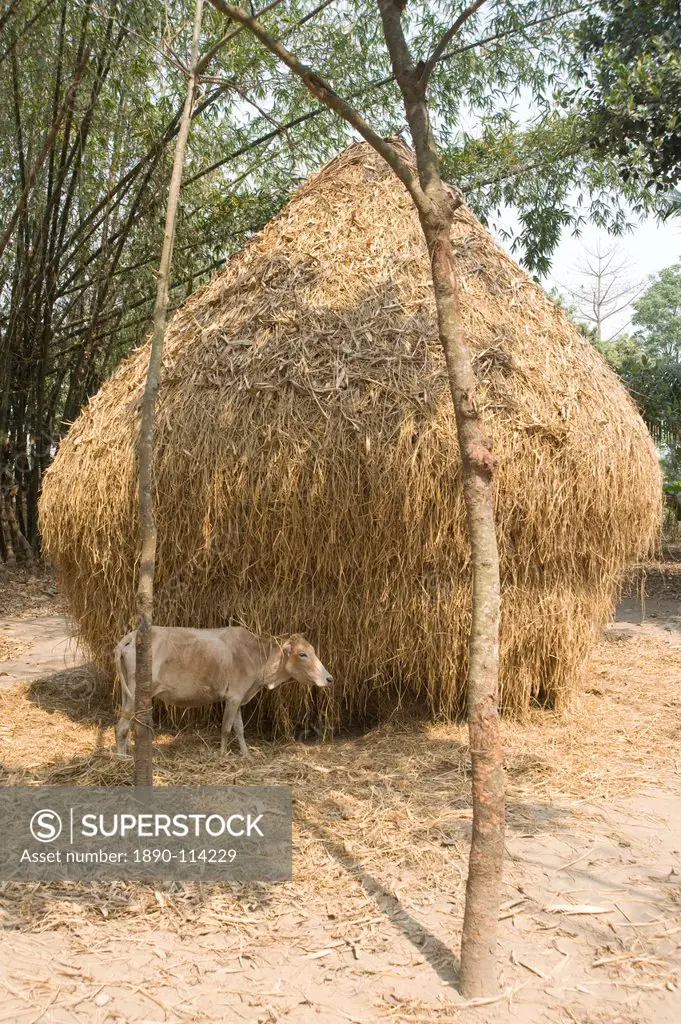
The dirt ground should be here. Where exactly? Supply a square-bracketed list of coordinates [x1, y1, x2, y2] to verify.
[0, 564, 680, 1023]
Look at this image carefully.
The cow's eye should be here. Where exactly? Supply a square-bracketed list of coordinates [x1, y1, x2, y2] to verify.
[298, 652, 308, 659]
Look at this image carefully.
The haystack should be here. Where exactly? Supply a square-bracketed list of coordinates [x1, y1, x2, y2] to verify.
[40, 142, 660, 733]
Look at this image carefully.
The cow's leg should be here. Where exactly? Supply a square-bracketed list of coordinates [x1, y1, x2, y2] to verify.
[232, 706, 250, 757]
[115, 647, 135, 756]
[115, 686, 135, 756]
[220, 695, 241, 755]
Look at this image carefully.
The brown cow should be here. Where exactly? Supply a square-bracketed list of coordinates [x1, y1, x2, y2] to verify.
[114, 627, 333, 757]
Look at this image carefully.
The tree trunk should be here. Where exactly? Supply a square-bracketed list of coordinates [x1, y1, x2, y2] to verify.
[419, 212, 504, 999]
[133, 0, 204, 787]
[205, 0, 507, 994]
[6, 488, 33, 562]
[1, 494, 16, 565]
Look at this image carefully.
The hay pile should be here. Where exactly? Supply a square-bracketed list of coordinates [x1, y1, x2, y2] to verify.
[40, 142, 660, 732]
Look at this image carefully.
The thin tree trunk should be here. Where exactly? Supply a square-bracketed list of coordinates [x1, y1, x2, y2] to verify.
[133, 0, 204, 787]
[19, 484, 29, 544]
[1, 494, 16, 565]
[204, 0, 504, 996]
[26, 446, 40, 548]
[427, 226, 503, 998]
[6, 488, 33, 561]
[416, 186, 503, 1005]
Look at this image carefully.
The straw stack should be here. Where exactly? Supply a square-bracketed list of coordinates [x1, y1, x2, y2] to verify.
[40, 142, 661, 733]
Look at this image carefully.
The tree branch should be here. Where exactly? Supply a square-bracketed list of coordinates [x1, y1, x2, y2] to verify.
[184, 4, 587, 189]
[376, 0, 441, 201]
[205, 0, 427, 207]
[376, 0, 414, 83]
[420, 0, 490, 87]
[198, 0, 336, 74]
[196, 0, 284, 73]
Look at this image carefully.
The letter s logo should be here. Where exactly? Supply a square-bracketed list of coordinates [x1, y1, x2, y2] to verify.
[30, 809, 63, 843]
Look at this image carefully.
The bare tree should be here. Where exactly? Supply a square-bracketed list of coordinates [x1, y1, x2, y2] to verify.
[206, 0, 504, 997]
[561, 240, 643, 343]
[134, 0, 205, 787]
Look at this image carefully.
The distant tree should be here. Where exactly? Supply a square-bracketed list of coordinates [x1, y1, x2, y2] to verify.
[662, 444, 681, 489]
[626, 265, 681, 449]
[560, 241, 642, 344]
[617, 353, 681, 447]
[552, 260, 681, 447]
[590, 265, 681, 447]
[633, 264, 681, 362]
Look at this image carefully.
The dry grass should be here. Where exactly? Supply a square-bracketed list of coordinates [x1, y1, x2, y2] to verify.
[0, 565, 61, 620]
[627, 557, 681, 602]
[502, 632, 681, 800]
[0, 634, 31, 662]
[0, 565, 62, 661]
[1, 625, 678, 933]
[39, 141, 661, 732]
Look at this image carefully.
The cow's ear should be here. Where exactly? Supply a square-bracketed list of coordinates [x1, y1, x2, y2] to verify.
[282, 640, 293, 656]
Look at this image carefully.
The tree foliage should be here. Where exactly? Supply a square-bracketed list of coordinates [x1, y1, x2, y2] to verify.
[593, 265, 681, 448]
[572, 0, 681, 190]
[632, 263, 681, 361]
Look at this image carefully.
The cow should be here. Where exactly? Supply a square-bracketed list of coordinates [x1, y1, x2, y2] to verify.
[114, 627, 333, 757]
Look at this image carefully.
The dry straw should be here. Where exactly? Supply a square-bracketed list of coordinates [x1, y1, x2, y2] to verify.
[40, 142, 661, 733]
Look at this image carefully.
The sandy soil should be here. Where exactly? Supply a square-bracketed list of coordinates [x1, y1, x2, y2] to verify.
[0, 566, 679, 1023]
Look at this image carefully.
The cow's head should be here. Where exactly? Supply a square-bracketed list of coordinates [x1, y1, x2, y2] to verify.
[279, 634, 334, 688]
